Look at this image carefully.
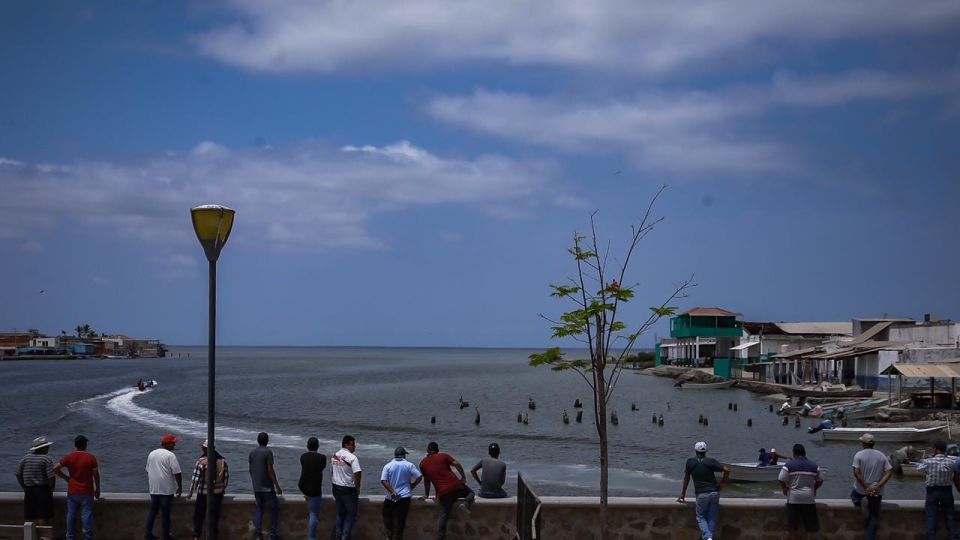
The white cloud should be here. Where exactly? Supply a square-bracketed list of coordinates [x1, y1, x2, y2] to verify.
[20, 241, 43, 253]
[193, 1, 960, 76]
[0, 140, 569, 250]
[0, 157, 25, 167]
[426, 69, 958, 175]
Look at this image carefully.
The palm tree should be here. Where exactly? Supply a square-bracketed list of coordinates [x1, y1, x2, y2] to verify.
[75, 325, 83, 338]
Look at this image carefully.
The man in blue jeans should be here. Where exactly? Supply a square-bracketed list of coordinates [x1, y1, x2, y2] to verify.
[144, 434, 182, 540]
[917, 440, 960, 540]
[54, 435, 101, 540]
[332, 435, 362, 540]
[677, 441, 729, 540]
[250, 432, 283, 540]
[298, 437, 326, 540]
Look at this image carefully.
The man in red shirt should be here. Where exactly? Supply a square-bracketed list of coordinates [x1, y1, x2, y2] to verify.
[54, 435, 100, 540]
[419, 441, 475, 540]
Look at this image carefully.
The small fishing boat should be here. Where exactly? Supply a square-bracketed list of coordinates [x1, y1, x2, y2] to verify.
[676, 380, 735, 390]
[722, 463, 784, 482]
[821, 425, 948, 442]
[783, 386, 874, 398]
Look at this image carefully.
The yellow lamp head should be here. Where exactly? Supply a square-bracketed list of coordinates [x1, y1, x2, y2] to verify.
[191, 204, 235, 262]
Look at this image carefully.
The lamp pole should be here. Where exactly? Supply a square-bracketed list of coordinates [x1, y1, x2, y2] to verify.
[191, 205, 235, 540]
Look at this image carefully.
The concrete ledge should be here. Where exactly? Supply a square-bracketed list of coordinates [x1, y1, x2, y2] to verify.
[0, 493, 944, 539]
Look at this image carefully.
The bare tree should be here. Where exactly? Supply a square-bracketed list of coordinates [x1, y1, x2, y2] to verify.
[529, 186, 694, 539]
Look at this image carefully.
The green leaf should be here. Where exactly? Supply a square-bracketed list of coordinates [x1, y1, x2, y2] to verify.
[549, 284, 580, 298]
[649, 306, 677, 317]
[610, 321, 627, 332]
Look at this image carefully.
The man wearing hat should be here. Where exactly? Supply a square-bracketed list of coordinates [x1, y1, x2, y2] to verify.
[15, 436, 56, 527]
[916, 440, 960, 540]
[677, 441, 729, 540]
[471, 442, 508, 498]
[850, 433, 893, 540]
[54, 435, 101, 540]
[380, 446, 423, 540]
[145, 434, 182, 540]
[187, 439, 229, 540]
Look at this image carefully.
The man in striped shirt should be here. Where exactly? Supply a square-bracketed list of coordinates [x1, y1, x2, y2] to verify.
[15, 436, 56, 527]
[778, 443, 824, 540]
[916, 440, 960, 540]
[187, 440, 229, 540]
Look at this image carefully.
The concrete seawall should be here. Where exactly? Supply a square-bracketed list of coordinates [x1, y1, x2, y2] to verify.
[0, 492, 946, 539]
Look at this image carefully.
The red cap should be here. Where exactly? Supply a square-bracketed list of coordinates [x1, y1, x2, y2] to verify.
[161, 434, 178, 445]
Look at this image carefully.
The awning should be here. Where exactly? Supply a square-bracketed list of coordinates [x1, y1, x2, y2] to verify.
[731, 341, 761, 351]
[658, 343, 680, 348]
[881, 362, 960, 378]
[847, 321, 893, 346]
[774, 346, 821, 359]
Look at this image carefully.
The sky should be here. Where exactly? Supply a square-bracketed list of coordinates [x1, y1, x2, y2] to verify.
[1, 1, 958, 347]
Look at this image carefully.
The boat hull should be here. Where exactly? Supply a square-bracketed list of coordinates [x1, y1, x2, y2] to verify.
[822, 426, 947, 442]
[783, 387, 875, 398]
[678, 381, 735, 390]
[723, 463, 783, 482]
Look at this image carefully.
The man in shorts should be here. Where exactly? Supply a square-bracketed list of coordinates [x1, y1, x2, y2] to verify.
[16, 436, 56, 527]
[779, 443, 824, 540]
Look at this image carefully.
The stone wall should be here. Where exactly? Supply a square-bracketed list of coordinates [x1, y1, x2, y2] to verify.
[0, 492, 945, 539]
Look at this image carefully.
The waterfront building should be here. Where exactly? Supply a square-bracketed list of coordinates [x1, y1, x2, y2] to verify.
[656, 307, 742, 369]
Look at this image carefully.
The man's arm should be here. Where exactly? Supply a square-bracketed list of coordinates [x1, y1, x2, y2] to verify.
[15, 472, 25, 490]
[411, 475, 423, 491]
[452, 459, 467, 483]
[718, 465, 730, 491]
[875, 468, 893, 495]
[187, 461, 202, 498]
[266, 462, 283, 495]
[174, 473, 182, 497]
[53, 462, 70, 483]
[93, 466, 101, 499]
[470, 462, 482, 485]
[676, 472, 690, 503]
[853, 467, 868, 492]
[421, 475, 432, 499]
[381, 479, 398, 500]
[353, 470, 362, 492]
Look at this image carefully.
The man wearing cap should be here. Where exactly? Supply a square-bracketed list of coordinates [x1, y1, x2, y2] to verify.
[850, 433, 892, 540]
[380, 446, 423, 540]
[250, 432, 282, 540]
[778, 443, 824, 540]
[145, 434, 182, 540]
[298, 437, 326, 540]
[419, 441, 475, 540]
[187, 440, 229, 540]
[332, 435, 362, 540]
[916, 440, 960, 540]
[471, 443, 508, 498]
[54, 435, 100, 540]
[16, 436, 56, 528]
[677, 441, 729, 540]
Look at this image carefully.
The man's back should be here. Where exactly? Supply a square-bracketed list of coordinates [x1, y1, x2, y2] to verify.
[476, 457, 506, 493]
[779, 457, 821, 504]
[249, 446, 274, 492]
[146, 448, 180, 495]
[685, 456, 722, 494]
[419, 453, 461, 498]
[852, 448, 891, 493]
[382, 459, 421, 498]
[59, 450, 97, 495]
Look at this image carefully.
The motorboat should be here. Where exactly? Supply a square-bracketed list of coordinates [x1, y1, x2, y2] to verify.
[821, 425, 948, 442]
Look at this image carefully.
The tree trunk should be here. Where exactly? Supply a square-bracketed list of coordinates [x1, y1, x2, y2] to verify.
[596, 370, 610, 540]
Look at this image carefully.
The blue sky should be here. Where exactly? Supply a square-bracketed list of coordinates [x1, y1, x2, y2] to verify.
[1, 1, 958, 347]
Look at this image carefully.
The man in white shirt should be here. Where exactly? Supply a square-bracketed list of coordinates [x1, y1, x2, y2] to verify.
[332, 435, 362, 540]
[145, 434, 182, 540]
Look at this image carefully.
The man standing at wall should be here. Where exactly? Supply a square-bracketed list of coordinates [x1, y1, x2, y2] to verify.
[332, 435, 362, 540]
[380, 446, 422, 540]
[916, 440, 960, 540]
[850, 433, 893, 540]
[16, 436, 56, 529]
[676, 441, 729, 540]
[778, 443, 824, 540]
[145, 434, 182, 540]
[250, 432, 282, 540]
[298, 437, 326, 540]
[419, 441, 475, 540]
[470, 443, 508, 499]
[187, 440, 229, 540]
[54, 435, 100, 540]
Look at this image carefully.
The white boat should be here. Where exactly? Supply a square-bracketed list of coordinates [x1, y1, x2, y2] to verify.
[821, 425, 948, 442]
[723, 463, 783, 482]
[676, 380, 735, 390]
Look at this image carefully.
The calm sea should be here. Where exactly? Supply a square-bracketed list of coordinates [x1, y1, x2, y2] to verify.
[0, 347, 929, 499]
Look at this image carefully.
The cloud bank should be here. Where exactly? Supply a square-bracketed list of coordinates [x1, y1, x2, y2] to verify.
[0, 141, 567, 249]
[194, 0, 960, 75]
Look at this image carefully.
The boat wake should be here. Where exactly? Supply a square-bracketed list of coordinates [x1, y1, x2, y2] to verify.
[88, 387, 377, 452]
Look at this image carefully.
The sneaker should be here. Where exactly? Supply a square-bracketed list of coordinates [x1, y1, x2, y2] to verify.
[459, 501, 471, 514]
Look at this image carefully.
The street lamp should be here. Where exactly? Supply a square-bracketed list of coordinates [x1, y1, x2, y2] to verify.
[191, 204, 235, 540]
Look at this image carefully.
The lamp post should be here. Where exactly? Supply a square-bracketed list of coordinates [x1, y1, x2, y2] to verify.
[191, 204, 235, 540]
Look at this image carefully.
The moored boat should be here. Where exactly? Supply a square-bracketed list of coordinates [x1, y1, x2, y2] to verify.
[783, 386, 874, 398]
[676, 380, 735, 390]
[722, 463, 783, 482]
[821, 425, 948, 442]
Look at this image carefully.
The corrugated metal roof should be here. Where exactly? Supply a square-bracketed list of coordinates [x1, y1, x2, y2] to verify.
[882, 362, 960, 378]
[774, 322, 853, 336]
[678, 307, 741, 317]
[848, 321, 893, 345]
[774, 346, 821, 359]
